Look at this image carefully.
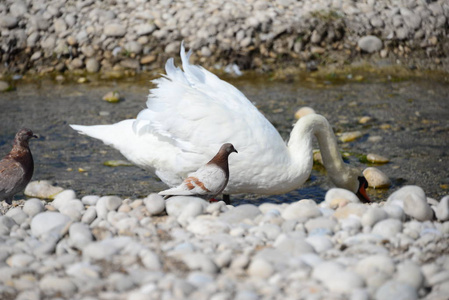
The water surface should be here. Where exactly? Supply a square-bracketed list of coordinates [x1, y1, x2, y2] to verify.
[1, 73, 448, 205]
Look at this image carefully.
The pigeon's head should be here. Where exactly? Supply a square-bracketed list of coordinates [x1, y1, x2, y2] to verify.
[221, 143, 238, 156]
[15, 128, 38, 144]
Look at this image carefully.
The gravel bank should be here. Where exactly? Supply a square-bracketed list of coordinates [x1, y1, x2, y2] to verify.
[0, 0, 448, 76]
[0, 183, 448, 299]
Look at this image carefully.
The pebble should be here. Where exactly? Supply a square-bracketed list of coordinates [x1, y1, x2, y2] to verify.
[23, 198, 45, 217]
[96, 195, 122, 219]
[358, 35, 383, 53]
[294, 107, 316, 119]
[281, 199, 321, 220]
[0, 81, 10, 92]
[144, 193, 165, 216]
[387, 186, 434, 221]
[395, 260, 424, 290]
[361, 207, 388, 227]
[165, 196, 208, 218]
[81, 195, 100, 206]
[24, 180, 64, 200]
[363, 167, 391, 188]
[6, 253, 35, 268]
[339, 131, 363, 142]
[366, 154, 389, 164]
[375, 281, 418, 300]
[102, 91, 121, 103]
[219, 204, 261, 224]
[324, 188, 360, 209]
[247, 258, 274, 278]
[435, 195, 449, 221]
[312, 261, 364, 294]
[372, 218, 403, 238]
[5, 207, 28, 225]
[31, 211, 71, 239]
[39, 275, 77, 296]
[69, 222, 93, 250]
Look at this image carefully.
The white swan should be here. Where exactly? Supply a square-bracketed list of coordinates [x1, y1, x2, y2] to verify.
[70, 44, 369, 201]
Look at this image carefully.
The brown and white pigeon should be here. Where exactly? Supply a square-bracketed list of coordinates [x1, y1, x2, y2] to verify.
[159, 143, 237, 200]
[0, 128, 37, 205]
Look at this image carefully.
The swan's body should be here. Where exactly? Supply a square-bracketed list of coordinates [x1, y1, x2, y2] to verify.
[71, 44, 367, 198]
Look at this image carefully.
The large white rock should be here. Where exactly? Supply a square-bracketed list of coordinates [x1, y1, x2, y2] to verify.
[281, 199, 322, 220]
[52, 190, 77, 210]
[31, 212, 71, 239]
[387, 186, 433, 221]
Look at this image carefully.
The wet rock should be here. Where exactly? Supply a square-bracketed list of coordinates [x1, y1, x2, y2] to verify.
[358, 35, 382, 53]
[294, 106, 316, 119]
[339, 131, 363, 142]
[366, 154, 389, 164]
[363, 167, 391, 188]
[24, 181, 64, 200]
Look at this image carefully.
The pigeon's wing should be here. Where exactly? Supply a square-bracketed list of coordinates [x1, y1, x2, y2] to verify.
[0, 159, 23, 198]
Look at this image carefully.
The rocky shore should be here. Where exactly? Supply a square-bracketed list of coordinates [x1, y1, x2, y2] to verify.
[0, 0, 448, 77]
[0, 183, 449, 299]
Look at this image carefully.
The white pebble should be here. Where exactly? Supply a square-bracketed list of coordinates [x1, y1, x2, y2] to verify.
[81, 195, 100, 206]
[219, 204, 261, 223]
[435, 196, 449, 221]
[139, 249, 162, 271]
[31, 212, 71, 239]
[382, 205, 405, 221]
[363, 167, 391, 188]
[39, 275, 77, 296]
[362, 207, 388, 227]
[324, 188, 360, 209]
[144, 193, 166, 216]
[181, 253, 218, 274]
[166, 196, 208, 218]
[247, 258, 274, 278]
[6, 253, 34, 267]
[187, 216, 230, 235]
[5, 207, 28, 225]
[274, 234, 315, 255]
[305, 217, 337, 234]
[281, 199, 322, 220]
[305, 235, 334, 253]
[177, 201, 205, 226]
[81, 206, 97, 224]
[69, 222, 93, 250]
[82, 237, 132, 260]
[96, 196, 123, 219]
[312, 261, 364, 294]
[375, 281, 418, 300]
[52, 189, 77, 210]
[372, 219, 403, 238]
[395, 260, 424, 290]
[22, 198, 44, 217]
[355, 254, 395, 286]
[387, 186, 433, 221]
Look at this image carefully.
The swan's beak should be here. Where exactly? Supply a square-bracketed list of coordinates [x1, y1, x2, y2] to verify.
[356, 176, 370, 203]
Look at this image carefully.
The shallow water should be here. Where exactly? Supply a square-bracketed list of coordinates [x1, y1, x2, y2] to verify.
[1, 73, 448, 205]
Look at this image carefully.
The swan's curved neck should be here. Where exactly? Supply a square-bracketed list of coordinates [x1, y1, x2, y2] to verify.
[288, 114, 351, 189]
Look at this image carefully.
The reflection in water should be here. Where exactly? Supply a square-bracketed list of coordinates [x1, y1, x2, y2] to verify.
[0, 74, 448, 204]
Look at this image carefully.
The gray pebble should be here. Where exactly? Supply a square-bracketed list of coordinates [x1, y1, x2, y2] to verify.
[5, 207, 28, 224]
[23, 198, 44, 217]
[143, 193, 165, 216]
[375, 280, 418, 300]
[358, 35, 383, 53]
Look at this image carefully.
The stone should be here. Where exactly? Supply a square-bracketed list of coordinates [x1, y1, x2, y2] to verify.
[362, 207, 388, 227]
[0, 216, 16, 235]
[134, 23, 156, 36]
[305, 217, 337, 234]
[125, 41, 143, 54]
[382, 205, 405, 221]
[5, 207, 28, 225]
[324, 188, 360, 209]
[294, 107, 316, 119]
[144, 193, 165, 216]
[220, 204, 261, 224]
[305, 235, 334, 253]
[10, 2, 27, 17]
[177, 201, 205, 226]
[372, 219, 403, 238]
[375, 281, 418, 300]
[52, 189, 77, 210]
[187, 216, 230, 235]
[339, 131, 363, 142]
[181, 253, 218, 274]
[334, 203, 367, 219]
[6, 253, 34, 267]
[435, 196, 449, 221]
[395, 260, 424, 290]
[247, 258, 274, 278]
[82, 195, 100, 206]
[85, 58, 100, 73]
[81, 206, 97, 224]
[0, 15, 19, 29]
[140, 55, 157, 65]
[69, 222, 93, 250]
[274, 234, 315, 255]
[31, 212, 71, 239]
[312, 261, 364, 294]
[39, 275, 77, 296]
[366, 154, 389, 164]
[363, 167, 391, 188]
[0, 81, 10, 92]
[281, 199, 321, 220]
[102, 91, 121, 103]
[96, 196, 122, 219]
[140, 249, 162, 271]
[355, 255, 395, 285]
[23, 198, 44, 217]
[388, 186, 434, 221]
[165, 196, 208, 218]
[24, 181, 63, 200]
[104, 23, 127, 37]
[83, 237, 132, 260]
[358, 35, 382, 53]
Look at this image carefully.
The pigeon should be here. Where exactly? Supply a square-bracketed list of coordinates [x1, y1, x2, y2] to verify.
[0, 128, 37, 205]
[159, 143, 237, 200]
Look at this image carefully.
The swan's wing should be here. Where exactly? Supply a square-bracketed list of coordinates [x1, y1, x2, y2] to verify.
[135, 44, 287, 169]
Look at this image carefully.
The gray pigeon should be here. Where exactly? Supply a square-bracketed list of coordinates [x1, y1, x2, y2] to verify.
[0, 128, 37, 205]
[159, 143, 237, 200]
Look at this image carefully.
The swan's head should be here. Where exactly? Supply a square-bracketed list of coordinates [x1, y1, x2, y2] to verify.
[332, 167, 370, 203]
